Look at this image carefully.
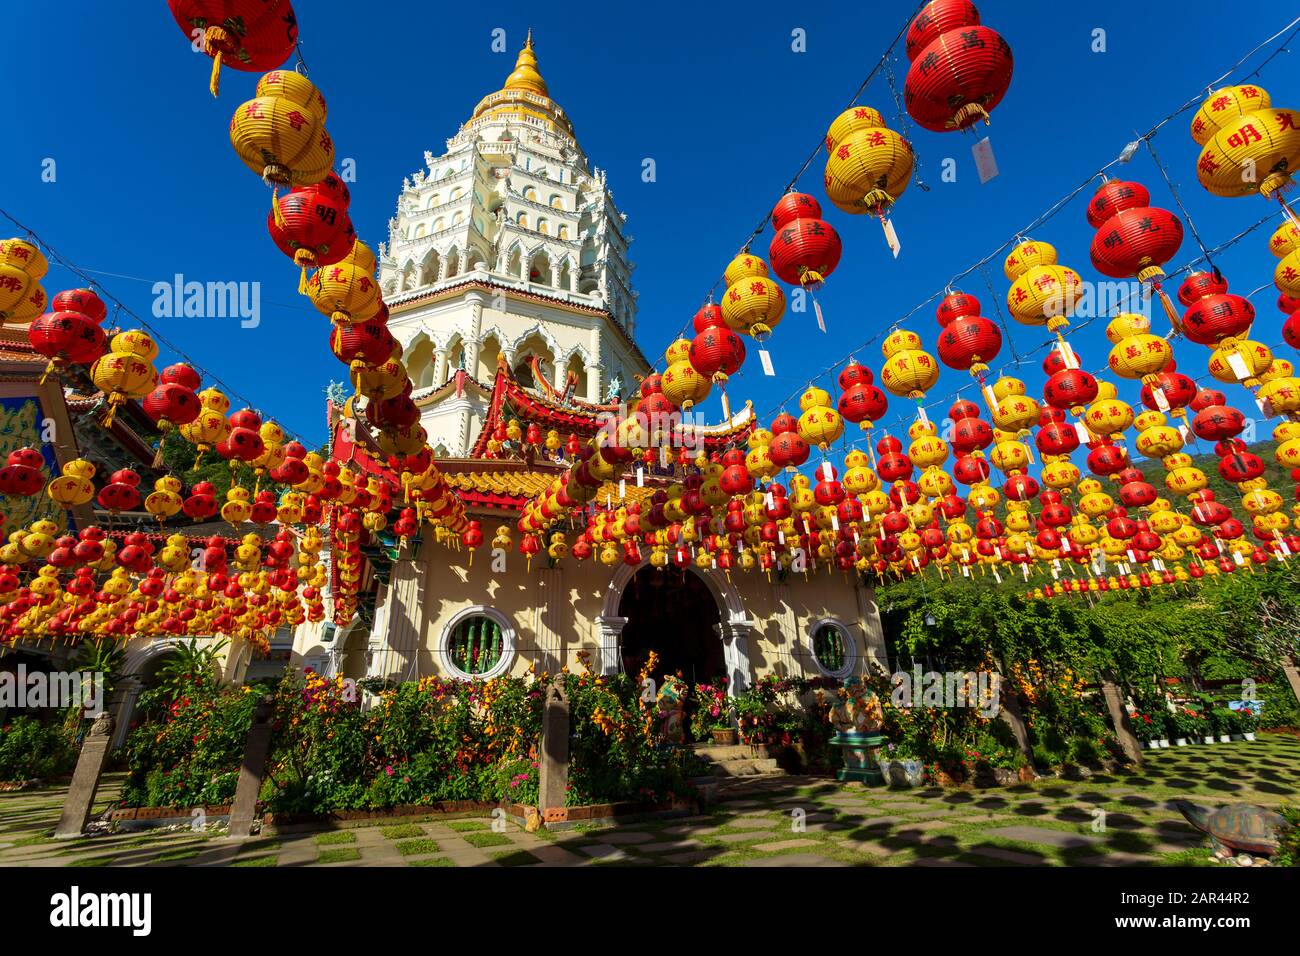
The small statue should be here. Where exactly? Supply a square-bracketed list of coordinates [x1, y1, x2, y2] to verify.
[829, 677, 883, 734]
[656, 674, 688, 744]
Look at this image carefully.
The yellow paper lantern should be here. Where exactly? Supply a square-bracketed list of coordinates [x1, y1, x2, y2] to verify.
[879, 329, 938, 399]
[230, 70, 334, 218]
[1193, 85, 1300, 212]
[721, 254, 785, 339]
[661, 359, 711, 409]
[823, 107, 914, 216]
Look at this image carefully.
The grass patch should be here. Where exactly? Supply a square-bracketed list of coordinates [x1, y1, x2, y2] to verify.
[66, 855, 115, 867]
[409, 856, 455, 867]
[462, 831, 512, 848]
[314, 831, 357, 846]
[231, 855, 278, 868]
[381, 824, 425, 840]
[9, 834, 53, 847]
[317, 847, 361, 863]
[150, 847, 201, 863]
[445, 820, 488, 833]
[396, 838, 441, 856]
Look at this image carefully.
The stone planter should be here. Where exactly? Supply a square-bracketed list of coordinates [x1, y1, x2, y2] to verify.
[1244, 732, 1256, 741]
[878, 757, 925, 788]
[1174, 738, 1188, 747]
[1146, 740, 1161, 750]
[711, 728, 738, 746]
[1218, 734, 1232, 743]
[1229, 734, 1244, 742]
[1158, 739, 1171, 748]
[1204, 736, 1216, 744]
[831, 730, 885, 784]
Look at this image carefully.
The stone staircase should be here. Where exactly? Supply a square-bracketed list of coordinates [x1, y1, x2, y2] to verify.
[690, 743, 784, 780]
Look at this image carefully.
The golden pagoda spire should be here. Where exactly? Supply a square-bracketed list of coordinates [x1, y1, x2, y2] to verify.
[503, 29, 548, 96]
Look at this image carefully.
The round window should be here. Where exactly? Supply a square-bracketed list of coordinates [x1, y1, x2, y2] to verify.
[810, 621, 855, 678]
[443, 612, 511, 679]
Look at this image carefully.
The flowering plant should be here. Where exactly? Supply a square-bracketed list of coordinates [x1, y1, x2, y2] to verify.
[690, 678, 733, 740]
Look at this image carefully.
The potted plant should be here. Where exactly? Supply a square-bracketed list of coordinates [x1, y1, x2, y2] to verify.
[691, 681, 736, 745]
[1238, 707, 1259, 741]
[1170, 709, 1198, 746]
[1213, 708, 1236, 743]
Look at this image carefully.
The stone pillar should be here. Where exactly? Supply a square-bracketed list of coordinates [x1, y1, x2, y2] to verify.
[1101, 678, 1144, 766]
[464, 291, 485, 377]
[226, 696, 276, 839]
[1282, 656, 1300, 707]
[538, 677, 569, 820]
[109, 676, 142, 750]
[594, 615, 626, 676]
[997, 681, 1036, 764]
[586, 362, 605, 405]
[533, 566, 564, 675]
[433, 348, 449, 388]
[437, 256, 450, 283]
[54, 714, 115, 839]
[718, 615, 756, 695]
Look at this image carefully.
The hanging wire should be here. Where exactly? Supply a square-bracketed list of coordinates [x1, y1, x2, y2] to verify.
[0, 205, 323, 447]
[756, 14, 1300, 424]
[1143, 137, 1216, 268]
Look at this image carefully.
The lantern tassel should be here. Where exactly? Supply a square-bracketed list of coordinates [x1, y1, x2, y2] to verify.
[272, 189, 286, 230]
[39, 360, 57, 386]
[1155, 284, 1182, 335]
[209, 49, 224, 98]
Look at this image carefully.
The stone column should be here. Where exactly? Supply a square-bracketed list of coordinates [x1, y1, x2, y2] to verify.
[594, 615, 626, 676]
[718, 615, 756, 695]
[226, 696, 276, 840]
[433, 348, 449, 388]
[109, 676, 142, 750]
[586, 362, 605, 405]
[464, 291, 485, 377]
[54, 714, 115, 839]
[437, 256, 450, 283]
[1101, 678, 1144, 766]
[1282, 655, 1300, 707]
[538, 677, 569, 819]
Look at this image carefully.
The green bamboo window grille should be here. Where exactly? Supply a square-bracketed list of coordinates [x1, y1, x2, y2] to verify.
[449, 615, 505, 675]
[812, 624, 848, 674]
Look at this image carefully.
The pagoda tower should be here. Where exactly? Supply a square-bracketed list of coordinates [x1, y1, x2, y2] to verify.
[377, 33, 649, 457]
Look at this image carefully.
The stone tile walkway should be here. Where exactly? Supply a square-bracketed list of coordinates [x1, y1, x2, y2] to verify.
[1, 735, 1296, 868]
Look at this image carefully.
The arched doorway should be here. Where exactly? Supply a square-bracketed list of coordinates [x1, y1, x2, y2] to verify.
[617, 565, 724, 689]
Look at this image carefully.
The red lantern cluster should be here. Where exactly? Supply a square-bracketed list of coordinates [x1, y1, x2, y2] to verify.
[768, 193, 842, 289]
[903, 0, 1014, 132]
[269, 170, 357, 292]
[28, 288, 109, 383]
[1178, 270, 1255, 347]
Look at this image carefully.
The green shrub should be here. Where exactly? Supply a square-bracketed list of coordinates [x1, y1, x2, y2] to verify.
[0, 717, 77, 783]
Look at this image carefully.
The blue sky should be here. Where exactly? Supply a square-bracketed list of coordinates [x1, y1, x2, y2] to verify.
[2, 1, 1297, 455]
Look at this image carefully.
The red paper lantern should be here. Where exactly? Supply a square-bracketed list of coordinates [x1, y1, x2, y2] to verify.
[1088, 181, 1184, 282]
[904, 1, 1013, 132]
[936, 314, 1001, 374]
[169, 0, 299, 96]
[768, 431, 810, 469]
[837, 382, 889, 426]
[692, 303, 725, 333]
[269, 173, 356, 292]
[936, 291, 981, 327]
[688, 326, 746, 381]
[1043, 368, 1098, 410]
[28, 310, 107, 378]
[768, 193, 842, 288]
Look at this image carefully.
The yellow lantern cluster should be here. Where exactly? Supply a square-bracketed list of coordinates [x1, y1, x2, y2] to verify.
[796, 386, 843, 450]
[46, 459, 96, 509]
[181, 387, 233, 466]
[230, 70, 335, 220]
[823, 106, 915, 218]
[91, 329, 159, 427]
[309, 240, 382, 326]
[145, 475, 184, 522]
[1105, 312, 1173, 391]
[0, 238, 49, 324]
[661, 339, 711, 409]
[720, 253, 785, 340]
[1268, 219, 1300, 302]
[879, 329, 939, 401]
[1191, 84, 1300, 225]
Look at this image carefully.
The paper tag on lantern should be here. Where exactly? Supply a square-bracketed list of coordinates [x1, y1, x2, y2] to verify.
[1021, 564, 1030, 581]
[882, 218, 901, 258]
[1232, 550, 1245, 566]
[972, 137, 999, 184]
[992, 567, 1002, 583]
[759, 349, 775, 376]
[659, 444, 669, 468]
[1256, 395, 1271, 418]
[831, 515, 840, 531]
[618, 479, 626, 500]
[1126, 549, 1137, 563]
[1226, 351, 1251, 380]
[982, 384, 997, 410]
[1216, 539, 1226, 554]
[765, 490, 774, 509]
[606, 493, 612, 509]
[1051, 567, 1059, 580]
[961, 564, 970, 578]
[1177, 421, 1191, 441]
[777, 530, 785, 545]
[1153, 558, 1165, 572]
[1152, 386, 1170, 412]
[1073, 421, 1092, 444]
[1024, 443, 1035, 465]
[1280, 539, 1292, 557]
[636, 465, 644, 487]
[917, 404, 930, 427]
[813, 299, 826, 334]
[1057, 339, 1078, 370]
[1052, 559, 1062, 573]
